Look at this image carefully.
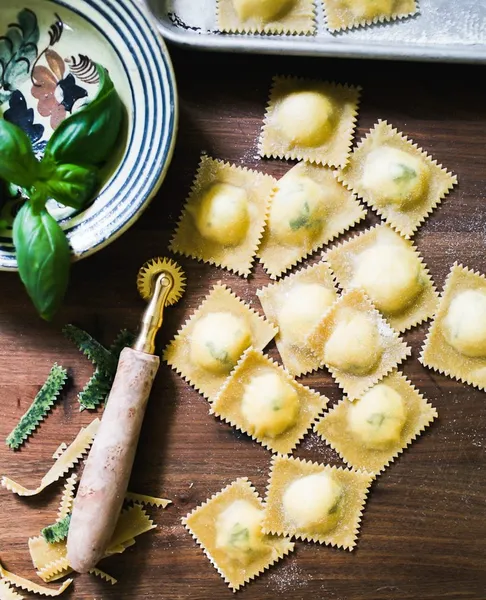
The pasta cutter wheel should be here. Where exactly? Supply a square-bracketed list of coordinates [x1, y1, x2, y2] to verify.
[67, 257, 186, 574]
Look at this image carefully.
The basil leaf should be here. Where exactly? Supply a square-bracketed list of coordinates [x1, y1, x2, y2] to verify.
[0, 119, 39, 188]
[45, 163, 99, 209]
[45, 65, 123, 166]
[13, 203, 71, 321]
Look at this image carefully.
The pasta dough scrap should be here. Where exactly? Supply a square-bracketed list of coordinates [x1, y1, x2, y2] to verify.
[315, 371, 438, 473]
[164, 283, 277, 400]
[0, 562, 72, 597]
[89, 568, 117, 585]
[325, 224, 439, 332]
[257, 261, 338, 376]
[262, 455, 374, 548]
[259, 76, 361, 167]
[217, 0, 315, 34]
[1, 419, 100, 496]
[258, 161, 366, 278]
[322, 0, 418, 32]
[211, 348, 328, 454]
[125, 492, 172, 509]
[307, 289, 411, 399]
[420, 263, 486, 390]
[169, 155, 276, 277]
[336, 120, 457, 238]
[57, 474, 77, 521]
[0, 580, 24, 600]
[182, 477, 294, 591]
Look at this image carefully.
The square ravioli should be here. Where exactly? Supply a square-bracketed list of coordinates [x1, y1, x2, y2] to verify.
[257, 162, 366, 278]
[257, 260, 339, 376]
[262, 455, 374, 549]
[211, 348, 329, 454]
[420, 263, 486, 390]
[163, 283, 278, 400]
[259, 76, 361, 167]
[314, 371, 438, 474]
[325, 223, 439, 332]
[322, 0, 418, 32]
[169, 155, 276, 277]
[306, 288, 411, 399]
[182, 477, 294, 592]
[217, 0, 316, 35]
[336, 120, 457, 238]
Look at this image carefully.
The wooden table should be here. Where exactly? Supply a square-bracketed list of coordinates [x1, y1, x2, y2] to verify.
[1, 45, 485, 600]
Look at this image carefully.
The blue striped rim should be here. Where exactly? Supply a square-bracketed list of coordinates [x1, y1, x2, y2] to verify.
[0, 0, 176, 269]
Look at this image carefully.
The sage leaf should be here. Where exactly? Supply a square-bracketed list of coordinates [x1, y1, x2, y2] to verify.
[13, 203, 71, 320]
[0, 119, 39, 188]
[45, 64, 123, 166]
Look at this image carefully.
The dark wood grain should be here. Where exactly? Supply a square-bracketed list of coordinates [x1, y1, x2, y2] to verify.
[1, 45, 486, 600]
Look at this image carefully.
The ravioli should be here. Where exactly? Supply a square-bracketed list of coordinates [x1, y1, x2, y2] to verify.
[190, 312, 252, 374]
[170, 155, 276, 276]
[258, 161, 366, 278]
[182, 478, 294, 591]
[257, 261, 339, 376]
[307, 288, 411, 399]
[336, 120, 457, 238]
[326, 224, 438, 332]
[259, 76, 361, 167]
[262, 455, 374, 548]
[421, 264, 486, 390]
[322, 0, 418, 32]
[211, 348, 328, 454]
[163, 283, 277, 400]
[217, 0, 315, 34]
[315, 371, 438, 473]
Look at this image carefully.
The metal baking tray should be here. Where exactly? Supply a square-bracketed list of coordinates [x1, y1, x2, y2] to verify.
[145, 0, 486, 64]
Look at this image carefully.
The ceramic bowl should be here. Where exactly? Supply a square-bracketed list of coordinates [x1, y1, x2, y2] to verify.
[0, 0, 177, 270]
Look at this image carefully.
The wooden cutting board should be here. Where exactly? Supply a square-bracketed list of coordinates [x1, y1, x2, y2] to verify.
[0, 47, 485, 600]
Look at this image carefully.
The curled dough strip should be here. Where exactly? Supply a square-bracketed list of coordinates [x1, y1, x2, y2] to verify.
[89, 568, 117, 585]
[1, 419, 100, 496]
[57, 474, 77, 521]
[0, 580, 24, 600]
[0, 562, 72, 596]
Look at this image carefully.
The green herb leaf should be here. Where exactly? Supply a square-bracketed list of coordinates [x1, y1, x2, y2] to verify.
[289, 201, 311, 231]
[0, 119, 39, 188]
[45, 64, 123, 166]
[13, 203, 71, 320]
[6, 363, 68, 450]
[45, 163, 99, 209]
[41, 513, 72, 544]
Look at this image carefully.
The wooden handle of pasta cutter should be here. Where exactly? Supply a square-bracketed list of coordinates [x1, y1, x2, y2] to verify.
[67, 347, 160, 573]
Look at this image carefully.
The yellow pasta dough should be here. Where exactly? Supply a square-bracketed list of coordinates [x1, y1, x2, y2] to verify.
[241, 371, 300, 437]
[217, 0, 315, 34]
[262, 455, 374, 548]
[282, 472, 343, 532]
[258, 161, 366, 278]
[442, 290, 486, 358]
[259, 76, 361, 167]
[315, 371, 438, 473]
[215, 499, 268, 565]
[322, 0, 418, 32]
[164, 283, 277, 400]
[170, 155, 276, 277]
[325, 224, 438, 332]
[257, 261, 339, 376]
[182, 478, 294, 591]
[190, 312, 252, 374]
[278, 284, 336, 345]
[421, 264, 486, 390]
[307, 289, 411, 399]
[347, 383, 406, 449]
[211, 348, 328, 454]
[194, 183, 250, 246]
[324, 308, 383, 376]
[336, 120, 457, 238]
